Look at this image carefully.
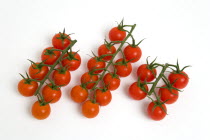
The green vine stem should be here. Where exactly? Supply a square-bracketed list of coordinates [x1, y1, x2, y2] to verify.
[33, 40, 77, 102]
[90, 24, 136, 102]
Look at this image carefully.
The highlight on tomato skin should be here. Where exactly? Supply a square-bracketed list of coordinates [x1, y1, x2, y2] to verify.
[52, 68, 71, 87]
[158, 85, 179, 104]
[31, 101, 51, 120]
[80, 72, 99, 89]
[29, 63, 49, 80]
[114, 58, 132, 77]
[147, 101, 167, 121]
[128, 82, 148, 100]
[98, 44, 116, 61]
[70, 85, 88, 103]
[103, 73, 120, 91]
[87, 57, 106, 74]
[96, 89, 112, 106]
[18, 79, 38, 97]
[137, 64, 157, 82]
[42, 84, 62, 104]
[61, 52, 81, 71]
[52, 33, 71, 50]
[168, 71, 189, 89]
[41, 47, 61, 65]
[109, 27, 126, 43]
[124, 45, 142, 63]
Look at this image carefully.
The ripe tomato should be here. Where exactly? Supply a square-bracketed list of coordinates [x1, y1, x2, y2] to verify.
[42, 84, 62, 103]
[103, 73, 120, 91]
[109, 27, 126, 42]
[158, 85, 179, 104]
[115, 58, 132, 77]
[82, 100, 99, 118]
[18, 79, 38, 97]
[137, 64, 157, 82]
[98, 44, 116, 61]
[147, 101, 167, 121]
[70, 85, 88, 103]
[168, 71, 189, 89]
[41, 47, 61, 65]
[81, 72, 98, 89]
[96, 89, 112, 106]
[129, 82, 148, 100]
[31, 101, 51, 120]
[61, 52, 81, 71]
[29, 63, 49, 80]
[52, 68, 71, 86]
[124, 45, 142, 63]
[52, 33, 71, 50]
[87, 57, 106, 74]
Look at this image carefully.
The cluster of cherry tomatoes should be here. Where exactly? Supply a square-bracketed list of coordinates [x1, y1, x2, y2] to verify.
[18, 30, 81, 120]
[70, 21, 144, 118]
[129, 58, 189, 120]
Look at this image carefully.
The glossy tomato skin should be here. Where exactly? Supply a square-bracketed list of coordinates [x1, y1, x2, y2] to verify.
[115, 58, 132, 77]
[82, 100, 99, 118]
[52, 69, 71, 86]
[18, 79, 38, 97]
[31, 101, 51, 120]
[87, 57, 106, 74]
[29, 63, 49, 80]
[103, 73, 120, 91]
[96, 89, 112, 106]
[137, 64, 157, 82]
[61, 52, 81, 71]
[52, 33, 71, 50]
[41, 47, 61, 65]
[124, 45, 142, 63]
[81, 72, 98, 89]
[129, 82, 148, 100]
[168, 71, 189, 89]
[42, 84, 62, 103]
[158, 85, 179, 104]
[98, 44, 116, 61]
[109, 27, 126, 42]
[70, 85, 88, 103]
[147, 101, 167, 121]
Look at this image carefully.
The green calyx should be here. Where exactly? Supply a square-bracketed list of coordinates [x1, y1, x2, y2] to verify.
[44, 49, 56, 57]
[56, 28, 70, 40]
[20, 72, 33, 84]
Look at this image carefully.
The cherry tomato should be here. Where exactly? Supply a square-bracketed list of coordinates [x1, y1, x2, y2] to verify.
[96, 89, 112, 106]
[52, 33, 71, 50]
[87, 57, 106, 74]
[31, 101, 51, 120]
[103, 73, 120, 91]
[29, 63, 49, 80]
[109, 27, 126, 42]
[124, 45, 142, 63]
[137, 64, 157, 82]
[129, 82, 148, 100]
[81, 72, 98, 89]
[168, 71, 189, 89]
[82, 100, 99, 118]
[61, 52, 81, 71]
[41, 47, 61, 65]
[115, 58, 132, 77]
[98, 44, 116, 61]
[52, 68, 71, 86]
[158, 85, 179, 104]
[42, 84, 62, 103]
[18, 79, 38, 97]
[70, 85, 88, 103]
[147, 101, 167, 121]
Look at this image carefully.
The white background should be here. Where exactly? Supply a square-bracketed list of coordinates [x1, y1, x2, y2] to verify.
[0, 0, 209, 140]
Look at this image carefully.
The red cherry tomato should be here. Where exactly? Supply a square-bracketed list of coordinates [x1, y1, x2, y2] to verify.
[103, 73, 120, 91]
[42, 84, 62, 103]
[70, 85, 88, 103]
[168, 71, 189, 89]
[82, 100, 99, 118]
[109, 27, 126, 42]
[87, 57, 106, 74]
[18, 79, 38, 97]
[52, 68, 71, 86]
[31, 101, 51, 120]
[52, 33, 71, 50]
[81, 72, 98, 89]
[124, 45, 142, 63]
[129, 82, 148, 100]
[41, 47, 61, 65]
[96, 89, 112, 106]
[61, 52, 81, 71]
[98, 44, 116, 61]
[137, 64, 157, 82]
[147, 101, 167, 121]
[29, 63, 49, 80]
[158, 85, 179, 104]
[115, 58, 132, 77]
